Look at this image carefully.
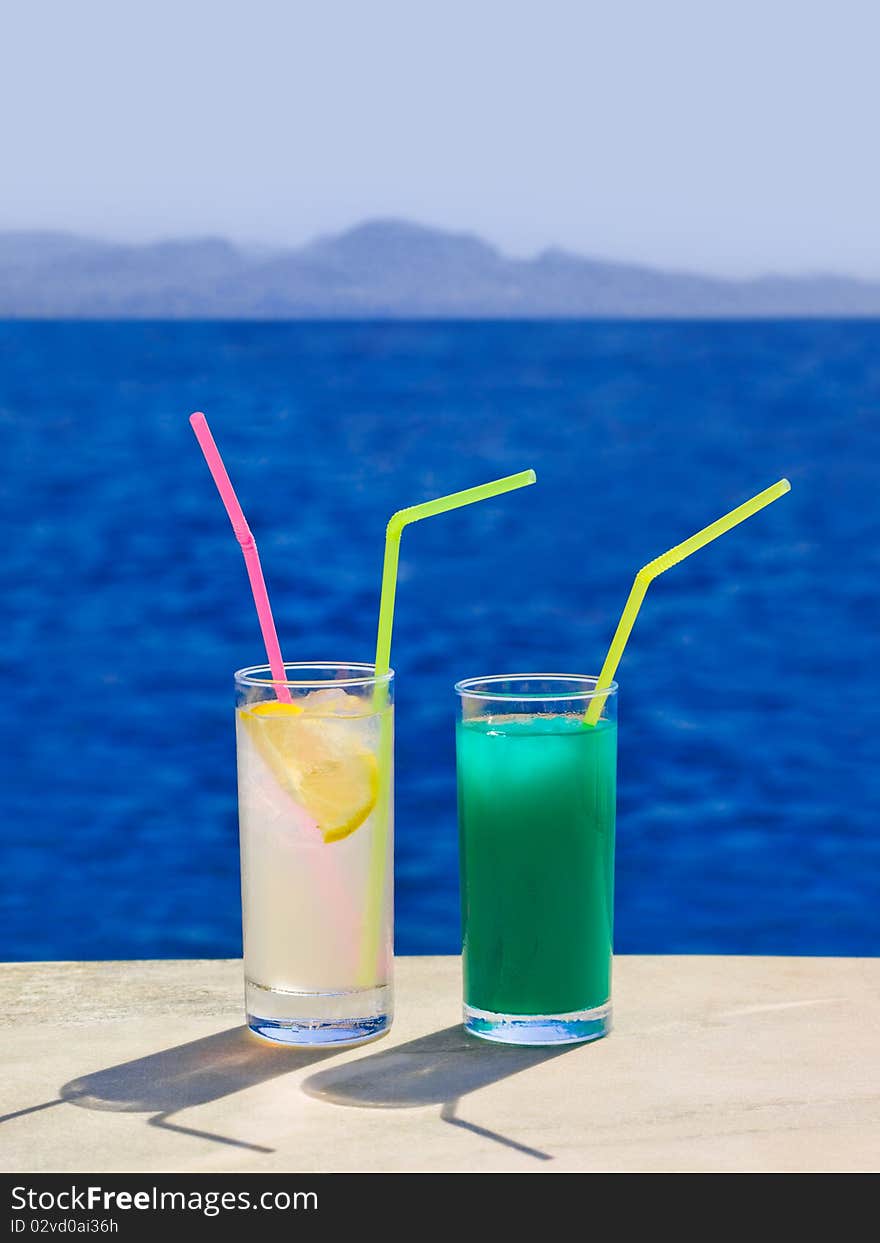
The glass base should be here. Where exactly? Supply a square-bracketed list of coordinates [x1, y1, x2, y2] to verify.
[463, 1000, 611, 1046]
[246, 979, 391, 1047]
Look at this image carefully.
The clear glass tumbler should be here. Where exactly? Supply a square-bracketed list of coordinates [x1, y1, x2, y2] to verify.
[235, 662, 394, 1045]
[455, 674, 617, 1045]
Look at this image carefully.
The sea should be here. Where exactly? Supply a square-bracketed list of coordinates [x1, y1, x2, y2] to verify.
[2, 319, 878, 961]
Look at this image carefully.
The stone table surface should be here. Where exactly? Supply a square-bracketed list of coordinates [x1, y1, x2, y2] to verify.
[1, 956, 878, 1173]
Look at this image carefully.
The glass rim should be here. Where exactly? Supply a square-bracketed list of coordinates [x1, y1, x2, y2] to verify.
[234, 661, 394, 690]
[454, 672, 618, 703]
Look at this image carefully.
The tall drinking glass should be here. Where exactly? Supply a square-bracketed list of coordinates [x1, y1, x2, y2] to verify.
[455, 674, 617, 1046]
[235, 662, 394, 1045]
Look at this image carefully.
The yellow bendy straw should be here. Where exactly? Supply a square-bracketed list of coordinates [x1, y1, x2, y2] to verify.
[357, 469, 537, 985]
[583, 478, 791, 728]
[372, 470, 537, 679]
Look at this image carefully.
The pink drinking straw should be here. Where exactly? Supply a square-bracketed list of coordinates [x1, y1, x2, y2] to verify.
[189, 412, 292, 703]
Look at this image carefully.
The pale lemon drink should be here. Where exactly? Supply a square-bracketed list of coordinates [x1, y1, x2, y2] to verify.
[235, 663, 393, 1045]
[192, 406, 534, 1047]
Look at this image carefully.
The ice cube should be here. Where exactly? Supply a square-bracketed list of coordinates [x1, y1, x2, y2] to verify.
[301, 687, 370, 717]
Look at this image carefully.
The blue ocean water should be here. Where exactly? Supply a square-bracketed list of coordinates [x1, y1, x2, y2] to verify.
[1, 320, 878, 962]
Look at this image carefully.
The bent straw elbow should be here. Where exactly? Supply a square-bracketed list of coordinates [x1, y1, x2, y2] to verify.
[385, 510, 410, 539]
[234, 526, 256, 552]
[640, 549, 679, 578]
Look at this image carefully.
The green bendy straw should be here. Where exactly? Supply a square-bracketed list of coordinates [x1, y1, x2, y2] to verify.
[584, 478, 791, 728]
[357, 469, 537, 985]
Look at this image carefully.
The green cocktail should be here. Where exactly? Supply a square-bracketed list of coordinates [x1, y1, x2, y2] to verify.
[455, 675, 618, 1045]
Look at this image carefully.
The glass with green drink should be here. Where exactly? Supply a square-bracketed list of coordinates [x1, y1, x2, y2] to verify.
[456, 674, 618, 1046]
[453, 476, 792, 1046]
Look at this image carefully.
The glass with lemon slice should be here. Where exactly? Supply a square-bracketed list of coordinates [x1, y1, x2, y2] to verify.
[235, 662, 393, 1045]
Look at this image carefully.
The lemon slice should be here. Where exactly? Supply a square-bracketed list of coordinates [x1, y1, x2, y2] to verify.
[240, 700, 377, 843]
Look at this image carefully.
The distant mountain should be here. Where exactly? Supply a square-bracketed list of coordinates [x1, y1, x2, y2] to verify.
[1, 220, 879, 318]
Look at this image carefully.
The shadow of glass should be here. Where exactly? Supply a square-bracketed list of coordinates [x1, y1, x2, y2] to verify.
[47, 1025, 342, 1153]
[302, 1024, 572, 1109]
[59, 1026, 334, 1114]
[302, 1025, 576, 1161]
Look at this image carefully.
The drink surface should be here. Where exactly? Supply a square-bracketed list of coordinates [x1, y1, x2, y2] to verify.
[457, 713, 616, 1016]
[236, 688, 392, 996]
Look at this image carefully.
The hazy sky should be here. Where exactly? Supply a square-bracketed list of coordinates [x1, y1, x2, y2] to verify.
[2, 1, 878, 277]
